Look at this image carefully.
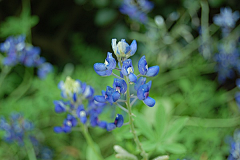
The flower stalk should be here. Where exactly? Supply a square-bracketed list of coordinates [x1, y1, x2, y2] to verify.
[125, 76, 148, 160]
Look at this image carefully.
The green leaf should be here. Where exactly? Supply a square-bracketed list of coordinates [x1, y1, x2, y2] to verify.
[86, 143, 101, 160]
[154, 105, 166, 141]
[134, 112, 156, 141]
[163, 143, 186, 154]
[142, 141, 157, 152]
[162, 117, 188, 141]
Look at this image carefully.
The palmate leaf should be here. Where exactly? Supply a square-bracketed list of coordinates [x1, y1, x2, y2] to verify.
[86, 143, 101, 160]
[162, 117, 189, 141]
[154, 104, 167, 141]
[134, 112, 157, 141]
[0, 8, 38, 38]
[163, 143, 187, 154]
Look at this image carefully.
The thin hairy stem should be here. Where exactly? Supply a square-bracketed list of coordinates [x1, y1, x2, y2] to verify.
[125, 76, 148, 160]
[116, 102, 129, 113]
[112, 72, 124, 79]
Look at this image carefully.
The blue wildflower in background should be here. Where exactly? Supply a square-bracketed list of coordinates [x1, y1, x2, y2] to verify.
[0, 113, 33, 145]
[213, 7, 240, 36]
[119, 0, 154, 23]
[228, 129, 240, 160]
[0, 35, 53, 79]
[54, 76, 124, 132]
[214, 42, 240, 83]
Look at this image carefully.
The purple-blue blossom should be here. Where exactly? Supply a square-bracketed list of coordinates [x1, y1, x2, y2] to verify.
[119, 0, 154, 23]
[137, 81, 155, 107]
[112, 39, 137, 59]
[138, 56, 159, 77]
[94, 52, 116, 76]
[121, 59, 137, 83]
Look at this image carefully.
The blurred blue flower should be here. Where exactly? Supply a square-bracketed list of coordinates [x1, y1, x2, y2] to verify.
[106, 114, 124, 131]
[0, 35, 53, 79]
[0, 113, 33, 145]
[37, 62, 53, 79]
[54, 114, 77, 133]
[94, 52, 116, 76]
[94, 86, 120, 105]
[213, 7, 239, 29]
[119, 0, 154, 23]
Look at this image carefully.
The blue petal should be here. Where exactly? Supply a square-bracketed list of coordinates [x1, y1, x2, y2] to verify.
[73, 93, 77, 102]
[98, 121, 107, 129]
[54, 101, 66, 113]
[94, 63, 106, 71]
[107, 123, 116, 131]
[144, 97, 155, 107]
[95, 70, 108, 76]
[112, 91, 121, 102]
[134, 77, 146, 91]
[146, 66, 159, 77]
[106, 52, 116, 70]
[138, 56, 148, 75]
[130, 40, 137, 56]
[94, 96, 106, 103]
[115, 114, 124, 127]
[63, 126, 71, 133]
[129, 73, 137, 83]
[54, 126, 63, 133]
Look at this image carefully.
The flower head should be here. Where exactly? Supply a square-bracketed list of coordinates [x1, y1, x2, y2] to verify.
[58, 76, 81, 99]
[112, 39, 137, 59]
[137, 81, 155, 107]
[94, 52, 116, 76]
[138, 56, 159, 77]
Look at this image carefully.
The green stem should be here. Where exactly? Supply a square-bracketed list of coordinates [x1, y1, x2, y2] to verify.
[125, 76, 148, 160]
[183, 116, 240, 128]
[80, 123, 104, 160]
[8, 68, 33, 103]
[24, 137, 37, 160]
[0, 66, 11, 90]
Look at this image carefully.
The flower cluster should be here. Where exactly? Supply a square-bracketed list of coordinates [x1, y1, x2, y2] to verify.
[0, 113, 33, 145]
[54, 76, 124, 132]
[213, 7, 239, 36]
[0, 35, 53, 79]
[94, 39, 159, 125]
[119, 0, 154, 23]
[214, 42, 240, 83]
[228, 129, 240, 160]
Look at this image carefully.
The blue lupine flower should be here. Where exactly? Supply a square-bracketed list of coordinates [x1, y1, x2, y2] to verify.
[94, 52, 116, 76]
[235, 92, 240, 109]
[228, 142, 240, 160]
[94, 86, 120, 104]
[0, 35, 53, 79]
[53, 100, 67, 113]
[112, 78, 127, 94]
[134, 77, 146, 91]
[58, 76, 82, 99]
[107, 114, 124, 131]
[138, 56, 159, 77]
[137, 81, 155, 107]
[54, 114, 77, 133]
[37, 62, 53, 79]
[76, 105, 87, 124]
[119, 0, 154, 23]
[213, 7, 240, 29]
[112, 39, 137, 59]
[121, 59, 137, 83]
[214, 44, 240, 83]
[0, 113, 34, 145]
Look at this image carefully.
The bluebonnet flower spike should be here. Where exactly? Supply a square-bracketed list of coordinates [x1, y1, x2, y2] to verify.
[138, 56, 159, 77]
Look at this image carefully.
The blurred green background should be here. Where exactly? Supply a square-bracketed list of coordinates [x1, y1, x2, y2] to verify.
[0, 0, 240, 159]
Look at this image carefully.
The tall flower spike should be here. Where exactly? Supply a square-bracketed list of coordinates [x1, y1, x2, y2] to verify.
[121, 59, 137, 83]
[94, 52, 116, 76]
[112, 39, 137, 59]
[137, 81, 155, 107]
[138, 56, 159, 77]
